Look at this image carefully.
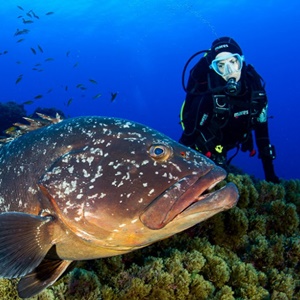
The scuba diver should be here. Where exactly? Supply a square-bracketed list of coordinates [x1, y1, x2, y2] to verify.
[179, 36, 279, 183]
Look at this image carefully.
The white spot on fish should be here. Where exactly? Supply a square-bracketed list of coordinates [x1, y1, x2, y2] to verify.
[117, 181, 124, 188]
[119, 223, 126, 228]
[169, 161, 182, 172]
[148, 189, 155, 196]
[83, 169, 90, 177]
[87, 156, 94, 166]
[68, 166, 74, 174]
[28, 186, 37, 194]
[52, 166, 61, 175]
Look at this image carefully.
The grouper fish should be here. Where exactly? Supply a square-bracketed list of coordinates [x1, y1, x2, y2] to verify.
[0, 116, 239, 298]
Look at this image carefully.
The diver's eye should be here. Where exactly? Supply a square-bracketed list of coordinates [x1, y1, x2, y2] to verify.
[149, 144, 172, 161]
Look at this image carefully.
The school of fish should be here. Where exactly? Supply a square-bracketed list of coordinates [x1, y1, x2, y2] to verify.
[2, 5, 116, 106]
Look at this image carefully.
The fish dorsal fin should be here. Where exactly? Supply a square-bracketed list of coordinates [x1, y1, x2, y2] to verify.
[0, 212, 54, 278]
[17, 258, 72, 298]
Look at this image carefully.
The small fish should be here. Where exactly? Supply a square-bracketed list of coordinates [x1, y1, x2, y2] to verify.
[22, 18, 33, 24]
[30, 47, 36, 55]
[92, 93, 102, 99]
[34, 94, 43, 99]
[16, 61, 22, 64]
[17, 5, 24, 11]
[76, 83, 84, 88]
[66, 50, 70, 57]
[14, 29, 30, 36]
[34, 63, 42, 66]
[45, 11, 54, 15]
[44, 57, 54, 62]
[22, 100, 34, 105]
[26, 11, 33, 18]
[80, 86, 87, 90]
[111, 92, 118, 102]
[2, 50, 8, 55]
[89, 78, 98, 84]
[65, 85, 68, 91]
[37, 45, 43, 53]
[16, 38, 25, 43]
[0, 116, 238, 298]
[32, 12, 39, 19]
[47, 88, 53, 94]
[73, 62, 79, 68]
[5, 126, 17, 135]
[15, 75, 23, 84]
[67, 97, 73, 106]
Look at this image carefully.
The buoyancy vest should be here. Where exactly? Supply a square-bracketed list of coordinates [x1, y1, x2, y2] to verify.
[180, 61, 268, 154]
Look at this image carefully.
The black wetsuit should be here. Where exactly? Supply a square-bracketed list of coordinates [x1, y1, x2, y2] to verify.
[180, 58, 279, 183]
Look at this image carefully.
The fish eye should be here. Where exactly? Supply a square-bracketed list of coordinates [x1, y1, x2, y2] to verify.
[149, 144, 172, 161]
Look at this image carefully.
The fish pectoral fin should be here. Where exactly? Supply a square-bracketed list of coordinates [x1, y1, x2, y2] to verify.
[17, 258, 72, 298]
[0, 212, 55, 278]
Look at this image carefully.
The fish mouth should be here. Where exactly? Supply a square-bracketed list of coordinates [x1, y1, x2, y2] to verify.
[140, 166, 239, 230]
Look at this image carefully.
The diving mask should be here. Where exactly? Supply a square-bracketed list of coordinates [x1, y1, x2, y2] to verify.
[210, 53, 244, 76]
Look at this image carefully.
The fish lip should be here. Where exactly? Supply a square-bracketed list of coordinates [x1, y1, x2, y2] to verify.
[178, 182, 239, 218]
[140, 165, 229, 230]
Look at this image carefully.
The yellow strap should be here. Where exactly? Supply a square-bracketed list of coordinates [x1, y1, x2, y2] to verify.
[179, 100, 186, 130]
[215, 145, 223, 153]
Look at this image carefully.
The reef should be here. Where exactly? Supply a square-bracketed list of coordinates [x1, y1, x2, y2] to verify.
[0, 102, 27, 136]
[0, 101, 66, 138]
[0, 175, 299, 300]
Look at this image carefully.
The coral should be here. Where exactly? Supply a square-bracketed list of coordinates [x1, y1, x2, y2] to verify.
[0, 279, 20, 299]
[0, 101, 67, 139]
[1, 175, 300, 299]
[0, 101, 26, 136]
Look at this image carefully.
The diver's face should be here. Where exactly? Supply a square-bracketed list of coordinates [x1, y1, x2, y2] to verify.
[214, 52, 242, 82]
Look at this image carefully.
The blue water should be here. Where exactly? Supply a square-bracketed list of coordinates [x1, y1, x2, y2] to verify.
[0, 0, 299, 180]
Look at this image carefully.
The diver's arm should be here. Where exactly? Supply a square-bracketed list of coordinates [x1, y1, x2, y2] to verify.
[179, 94, 202, 148]
[180, 95, 222, 161]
